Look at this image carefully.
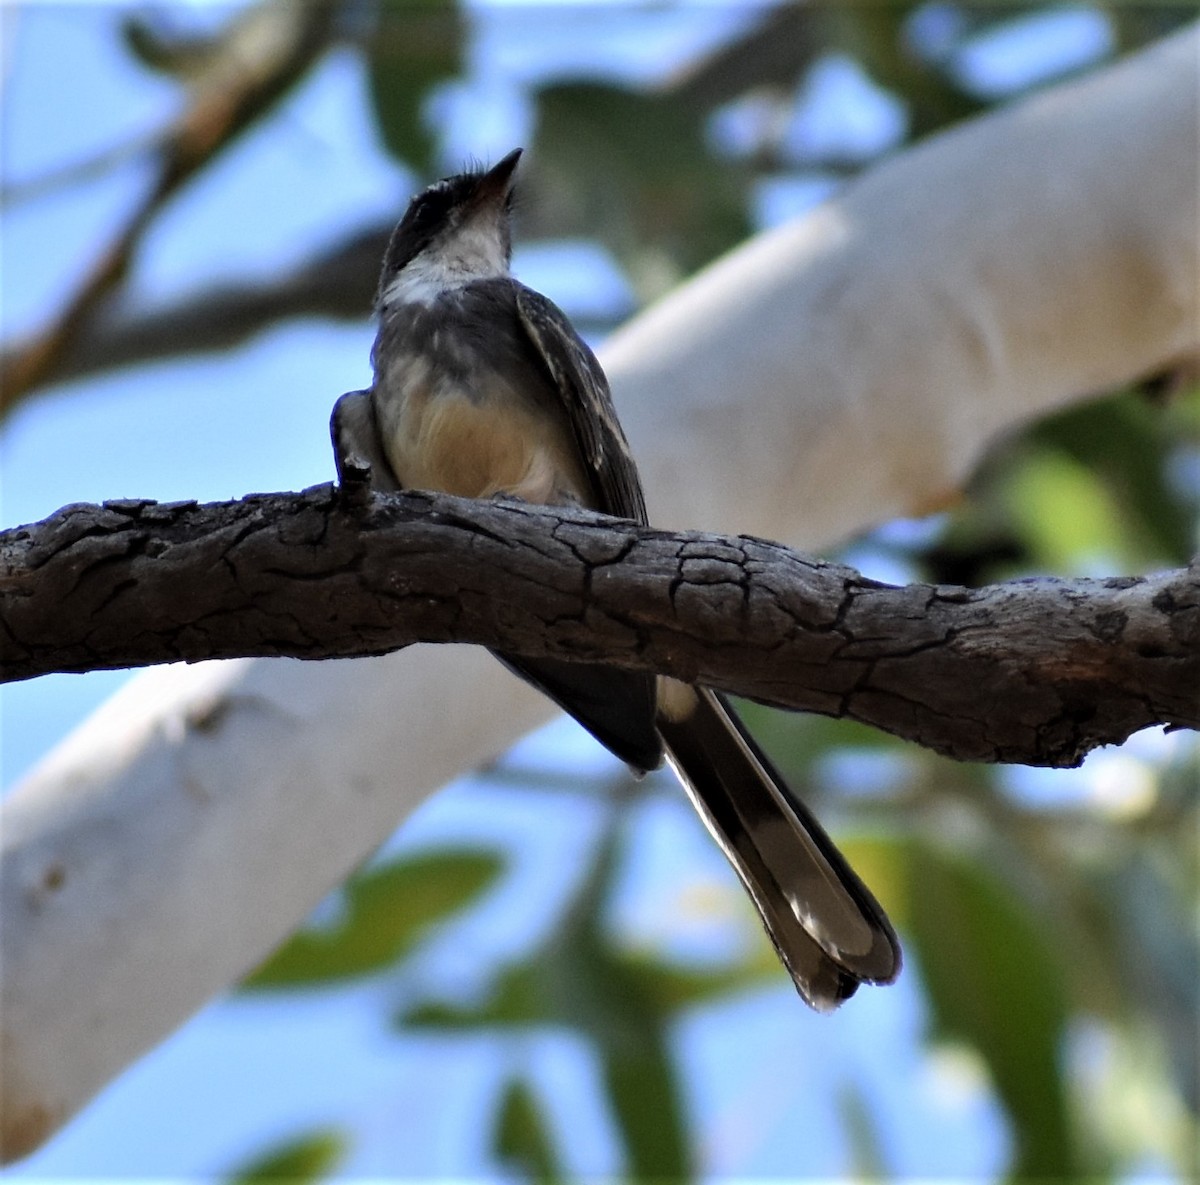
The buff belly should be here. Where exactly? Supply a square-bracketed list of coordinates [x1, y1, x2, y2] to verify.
[376, 360, 589, 506]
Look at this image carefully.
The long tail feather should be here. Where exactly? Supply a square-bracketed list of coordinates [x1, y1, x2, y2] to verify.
[657, 683, 900, 1011]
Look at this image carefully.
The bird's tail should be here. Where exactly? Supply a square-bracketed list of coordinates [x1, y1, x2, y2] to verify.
[655, 682, 900, 1011]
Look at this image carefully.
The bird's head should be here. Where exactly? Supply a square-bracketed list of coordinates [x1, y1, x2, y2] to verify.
[376, 148, 522, 311]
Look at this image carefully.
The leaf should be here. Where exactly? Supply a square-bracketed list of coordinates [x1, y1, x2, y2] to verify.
[1094, 848, 1200, 1112]
[228, 1127, 346, 1183]
[242, 848, 503, 989]
[1005, 448, 1127, 571]
[839, 1079, 889, 1178]
[531, 82, 749, 295]
[401, 810, 695, 1179]
[897, 837, 1079, 1178]
[1032, 389, 1199, 566]
[366, 0, 464, 175]
[737, 698, 879, 751]
[493, 1077, 564, 1184]
[827, 0, 985, 139]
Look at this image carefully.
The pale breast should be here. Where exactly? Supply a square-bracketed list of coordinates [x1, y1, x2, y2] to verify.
[375, 354, 590, 506]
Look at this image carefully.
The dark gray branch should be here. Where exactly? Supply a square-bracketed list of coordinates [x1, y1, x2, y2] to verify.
[0, 224, 629, 396]
[0, 226, 389, 390]
[2, 487, 1197, 767]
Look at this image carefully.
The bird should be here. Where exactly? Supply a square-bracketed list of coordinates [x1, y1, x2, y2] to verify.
[331, 148, 900, 1010]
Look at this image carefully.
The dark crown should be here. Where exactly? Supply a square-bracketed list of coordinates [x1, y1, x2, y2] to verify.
[378, 151, 522, 287]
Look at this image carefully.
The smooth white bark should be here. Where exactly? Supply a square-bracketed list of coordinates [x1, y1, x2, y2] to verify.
[2, 25, 1197, 1160]
[616, 25, 1199, 543]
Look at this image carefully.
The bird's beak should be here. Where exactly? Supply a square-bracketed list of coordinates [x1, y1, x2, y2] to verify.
[477, 148, 523, 203]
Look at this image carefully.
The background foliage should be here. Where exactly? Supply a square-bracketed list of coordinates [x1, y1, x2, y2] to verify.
[2, 1, 1197, 1179]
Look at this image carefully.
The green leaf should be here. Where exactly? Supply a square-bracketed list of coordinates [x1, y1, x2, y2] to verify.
[493, 1077, 564, 1184]
[242, 848, 503, 989]
[1094, 848, 1200, 1114]
[402, 959, 545, 1029]
[599, 1017, 689, 1182]
[918, 387, 1198, 587]
[401, 811, 695, 1179]
[826, 1, 985, 139]
[1032, 390, 1199, 566]
[366, 0, 464, 175]
[839, 1079, 889, 1179]
[228, 1127, 346, 1184]
[1005, 448, 1126, 571]
[531, 81, 749, 296]
[898, 838, 1078, 1178]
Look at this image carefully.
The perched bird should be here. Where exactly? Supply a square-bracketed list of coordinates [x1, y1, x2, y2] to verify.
[331, 149, 900, 1010]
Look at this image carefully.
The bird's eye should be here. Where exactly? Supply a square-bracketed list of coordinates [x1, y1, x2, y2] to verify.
[407, 197, 434, 231]
[404, 188, 455, 237]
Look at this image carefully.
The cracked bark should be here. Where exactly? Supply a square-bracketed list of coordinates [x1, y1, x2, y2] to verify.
[3, 487, 1196, 768]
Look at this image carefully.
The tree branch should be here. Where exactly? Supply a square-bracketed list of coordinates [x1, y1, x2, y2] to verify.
[6, 226, 391, 388]
[0, 226, 624, 393]
[0, 0, 335, 414]
[4, 488, 1196, 767]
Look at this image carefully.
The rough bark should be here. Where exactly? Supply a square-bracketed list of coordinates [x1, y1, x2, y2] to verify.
[4, 488, 1196, 767]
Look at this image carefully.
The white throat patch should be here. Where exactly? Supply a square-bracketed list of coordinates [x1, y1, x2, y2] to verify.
[379, 216, 510, 310]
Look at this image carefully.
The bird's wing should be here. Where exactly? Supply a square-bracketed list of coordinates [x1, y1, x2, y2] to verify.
[330, 388, 402, 493]
[514, 283, 647, 525]
[505, 282, 661, 773]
